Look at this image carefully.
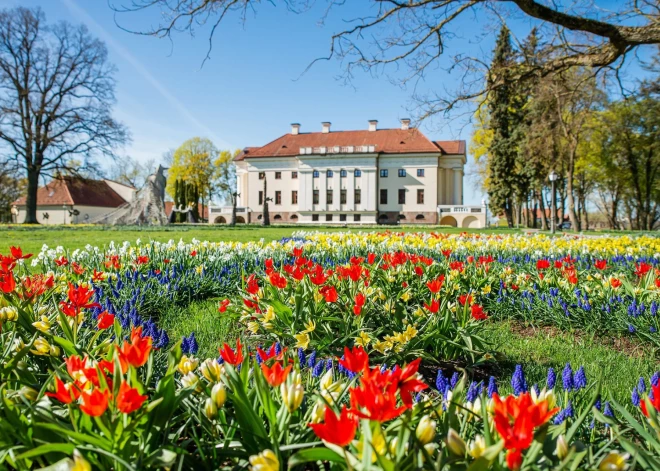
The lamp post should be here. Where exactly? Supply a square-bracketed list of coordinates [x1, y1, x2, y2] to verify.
[548, 171, 559, 234]
[481, 198, 488, 228]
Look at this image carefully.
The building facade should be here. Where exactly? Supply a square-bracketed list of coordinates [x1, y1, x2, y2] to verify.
[12, 177, 136, 224]
[210, 120, 486, 227]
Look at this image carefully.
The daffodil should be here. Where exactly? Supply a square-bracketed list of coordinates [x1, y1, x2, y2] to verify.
[293, 332, 310, 349]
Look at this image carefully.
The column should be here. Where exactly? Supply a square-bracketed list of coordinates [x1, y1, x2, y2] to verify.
[319, 171, 327, 210]
[299, 170, 311, 211]
[365, 169, 376, 211]
[453, 168, 462, 205]
[347, 170, 355, 210]
[333, 171, 341, 211]
[445, 169, 452, 205]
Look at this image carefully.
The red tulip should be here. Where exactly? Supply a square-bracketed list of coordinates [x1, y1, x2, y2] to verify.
[97, 311, 115, 330]
[471, 304, 488, 320]
[268, 272, 287, 289]
[641, 383, 660, 417]
[10, 246, 32, 260]
[116, 381, 147, 414]
[119, 326, 152, 368]
[308, 406, 357, 446]
[219, 338, 244, 366]
[338, 345, 369, 374]
[0, 270, 15, 294]
[260, 361, 292, 387]
[320, 285, 338, 303]
[80, 388, 110, 416]
[45, 377, 79, 404]
[536, 259, 550, 270]
[424, 299, 439, 313]
[218, 298, 230, 313]
[426, 275, 445, 294]
[594, 259, 607, 270]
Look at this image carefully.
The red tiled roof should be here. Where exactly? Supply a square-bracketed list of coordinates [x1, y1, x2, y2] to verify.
[165, 202, 209, 219]
[13, 177, 128, 208]
[234, 147, 259, 162]
[433, 140, 466, 154]
[242, 128, 446, 158]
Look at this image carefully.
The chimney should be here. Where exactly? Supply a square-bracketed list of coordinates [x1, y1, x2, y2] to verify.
[400, 118, 411, 130]
[368, 120, 378, 132]
[291, 123, 301, 135]
[322, 122, 331, 133]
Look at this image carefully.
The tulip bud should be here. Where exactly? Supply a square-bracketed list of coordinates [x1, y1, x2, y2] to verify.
[72, 449, 92, 471]
[320, 369, 334, 391]
[599, 451, 629, 471]
[280, 382, 304, 413]
[177, 355, 199, 375]
[423, 443, 438, 459]
[468, 435, 486, 458]
[416, 415, 437, 445]
[310, 401, 325, 423]
[446, 428, 466, 456]
[200, 359, 224, 382]
[556, 435, 569, 460]
[204, 398, 218, 420]
[16, 360, 27, 371]
[180, 372, 199, 390]
[248, 449, 279, 471]
[49, 344, 61, 357]
[19, 386, 38, 402]
[211, 382, 227, 408]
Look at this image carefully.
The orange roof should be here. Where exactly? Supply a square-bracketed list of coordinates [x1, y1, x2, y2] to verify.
[433, 140, 466, 154]
[13, 177, 128, 208]
[241, 128, 457, 158]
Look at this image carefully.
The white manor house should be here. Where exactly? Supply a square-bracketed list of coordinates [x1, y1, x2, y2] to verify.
[210, 119, 486, 227]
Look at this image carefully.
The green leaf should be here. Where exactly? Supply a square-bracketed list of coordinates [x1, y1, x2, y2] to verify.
[287, 447, 345, 469]
[15, 443, 75, 460]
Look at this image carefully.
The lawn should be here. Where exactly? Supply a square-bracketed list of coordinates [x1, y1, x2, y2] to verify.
[0, 223, 519, 254]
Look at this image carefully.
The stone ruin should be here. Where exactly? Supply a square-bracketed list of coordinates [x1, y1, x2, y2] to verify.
[95, 166, 169, 226]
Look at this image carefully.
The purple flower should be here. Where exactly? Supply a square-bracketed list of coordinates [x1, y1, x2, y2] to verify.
[297, 347, 306, 368]
[562, 363, 574, 391]
[573, 366, 587, 390]
[638, 377, 646, 393]
[487, 376, 498, 398]
[436, 370, 449, 394]
[312, 360, 324, 377]
[307, 350, 317, 368]
[450, 372, 459, 388]
[466, 381, 480, 403]
[651, 372, 659, 387]
[511, 365, 528, 395]
[632, 388, 641, 407]
[546, 367, 556, 389]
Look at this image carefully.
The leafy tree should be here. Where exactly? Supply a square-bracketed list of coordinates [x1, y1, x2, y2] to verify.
[0, 159, 24, 222]
[0, 7, 128, 223]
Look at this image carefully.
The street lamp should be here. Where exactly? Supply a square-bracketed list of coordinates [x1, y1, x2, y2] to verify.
[481, 198, 488, 228]
[548, 170, 559, 234]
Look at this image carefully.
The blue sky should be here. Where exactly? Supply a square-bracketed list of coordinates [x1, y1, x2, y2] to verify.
[2, 0, 654, 204]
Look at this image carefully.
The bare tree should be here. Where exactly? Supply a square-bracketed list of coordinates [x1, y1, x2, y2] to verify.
[0, 157, 24, 222]
[108, 156, 157, 188]
[0, 7, 129, 223]
[114, 0, 660, 119]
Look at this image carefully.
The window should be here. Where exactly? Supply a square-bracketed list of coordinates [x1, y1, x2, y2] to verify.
[354, 189, 361, 205]
[417, 169, 425, 177]
[313, 190, 319, 204]
[312, 214, 319, 221]
[380, 189, 388, 205]
[398, 169, 406, 177]
[354, 214, 361, 222]
[313, 170, 319, 178]
[417, 189, 425, 204]
[275, 172, 282, 180]
[259, 172, 265, 180]
[340, 169, 347, 177]
[327, 170, 333, 178]
[327, 190, 333, 205]
[291, 214, 298, 220]
[354, 169, 362, 177]
[416, 214, 426, 220]
[326, 214, 333, 222]
[380, 169, 388, 178]
[274, 214, 282, 220]
[275, 191, 282, 205]
[398, 189, 406, 204]
[340, 214, 347, 222]
[258, 191, 263, 205]
[340, 189, 347, 204]
[291, 191, 298, 204]
[292, 171, 298, 179]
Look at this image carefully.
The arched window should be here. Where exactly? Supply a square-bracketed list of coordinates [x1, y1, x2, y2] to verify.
[415, 214, 425, 220]
[274, 214, 282, 220]
[290, 214, 298, 220]
[257, 214, 263, 220]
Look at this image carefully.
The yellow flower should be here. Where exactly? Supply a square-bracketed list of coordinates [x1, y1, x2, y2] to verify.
[468, 435, 486, 458]
[599, 451, 628, 471]
[293, 332, 310, 349]
[303, 320, 316, 333]
[71, 450, 92, 471]
[263, 306, 275, 322]
[400, 291, 411, 302]
[372, 340, 392, 354]
[416, 415, 437, 444]
[32, 315, 51, 333]
[481, 284, 491, 295]
[281, 381, 304, 413]
[211, 382, 227, 407]
[249, 449, 279, 471]
[177, 355, 199, 375]
[200, 359, 224, 382]
[355, 331, 371, 347]
[446, 428, 466, 456]
[31, 337, 52, 356]
[204, 397, 218, 419]
[247, 321, 260, 333]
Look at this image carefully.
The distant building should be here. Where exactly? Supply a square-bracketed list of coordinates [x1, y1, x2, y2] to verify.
[209, 119, 486, 227]
[12, 177, 136, 224]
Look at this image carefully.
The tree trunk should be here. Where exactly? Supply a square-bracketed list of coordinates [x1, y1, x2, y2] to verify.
[538, 189, 548, 230]
[24, 167, 40, 224]
[230, 192, 237, 226]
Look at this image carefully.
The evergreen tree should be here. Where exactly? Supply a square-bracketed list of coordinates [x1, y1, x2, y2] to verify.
[487, 26, 523, 228]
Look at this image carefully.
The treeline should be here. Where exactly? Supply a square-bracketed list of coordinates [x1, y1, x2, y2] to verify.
[472, 27, 660, 231]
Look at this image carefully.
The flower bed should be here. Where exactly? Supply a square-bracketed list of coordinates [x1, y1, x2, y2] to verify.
[0, 232, 659, 470]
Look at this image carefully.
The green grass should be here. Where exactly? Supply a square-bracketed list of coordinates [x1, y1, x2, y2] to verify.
[159, 298, 243, 359]
[483, 321, 656, 403]
[0, 223, 520, 255]
[159, 299, 651, 404]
